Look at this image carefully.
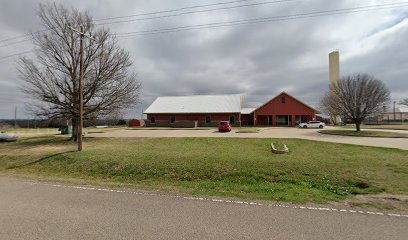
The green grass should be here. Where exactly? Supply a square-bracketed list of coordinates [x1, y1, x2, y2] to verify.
[319, 130, 408, 138]
[236, 128, 260, 133]
[1, 137, 407, 204]
[0, 127, 126, 136]
[0, 128, 59, 134]
[126, 127, 214, 130]
[341, 124, 408, 131]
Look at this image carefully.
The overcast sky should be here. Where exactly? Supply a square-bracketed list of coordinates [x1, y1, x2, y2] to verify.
[0, 0, 407, 119]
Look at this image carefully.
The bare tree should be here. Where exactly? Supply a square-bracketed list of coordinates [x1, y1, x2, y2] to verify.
[400, 98, 408, 107]
[320, 74, 390, 131]
[319, 96, 339, 125]
[17, 3, 141, 140]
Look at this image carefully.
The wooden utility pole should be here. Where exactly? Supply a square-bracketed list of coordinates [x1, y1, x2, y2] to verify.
[78, 26, 84, 151]
[69, 25, 94, 151]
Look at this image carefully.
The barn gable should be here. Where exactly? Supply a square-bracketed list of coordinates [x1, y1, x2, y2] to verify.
[252, 92, 319, 126]
[255, 92, 318, 115]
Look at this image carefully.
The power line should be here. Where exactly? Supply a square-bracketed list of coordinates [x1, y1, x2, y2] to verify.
[1, 1, 408, 59]
[1, 0, 406, 45]
[115, 2, 408, 36]
[0, 0, 291, 44]
[0, 29, 46, 44]
[2, 0, 402, 46]
[95, 0, 260, 21]
[0, 33, 32, 44]
[95, 0, 298, 25]
[0, 50, 36, 61]
[0, 37, 34, 48]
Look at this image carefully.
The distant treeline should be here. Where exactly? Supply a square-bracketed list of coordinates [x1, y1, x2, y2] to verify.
[0, 118, 129, 128]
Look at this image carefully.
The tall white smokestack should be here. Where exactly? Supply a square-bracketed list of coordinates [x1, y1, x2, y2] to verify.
[328, 50, 342, 125]
[329, 50, 340, 89]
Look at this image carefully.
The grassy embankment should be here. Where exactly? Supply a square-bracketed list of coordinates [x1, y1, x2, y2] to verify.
[341, 124, 408, 131]
[319, 130, 408, 138]
[1, 136, 407, 205]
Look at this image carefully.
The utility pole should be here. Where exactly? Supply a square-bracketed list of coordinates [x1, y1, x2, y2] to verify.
[393, 101, 396, 122]
[69, 25, 94, 151]
[78, 26, 84, 151]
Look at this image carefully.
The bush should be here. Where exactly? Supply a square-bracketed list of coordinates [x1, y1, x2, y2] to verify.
[116, 119, 127, 126]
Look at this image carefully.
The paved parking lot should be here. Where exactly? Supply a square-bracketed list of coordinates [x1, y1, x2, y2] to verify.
[89, 127, 408, 150]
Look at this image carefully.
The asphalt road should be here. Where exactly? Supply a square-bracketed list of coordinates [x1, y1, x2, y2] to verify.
[1, 177, 407, 240]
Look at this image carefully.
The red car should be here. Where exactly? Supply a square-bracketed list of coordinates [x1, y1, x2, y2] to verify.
[218, 121, 232, 132]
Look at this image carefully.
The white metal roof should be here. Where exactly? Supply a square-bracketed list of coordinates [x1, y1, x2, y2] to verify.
[241, 108, 256, 114]
[144, 94, 242, 114]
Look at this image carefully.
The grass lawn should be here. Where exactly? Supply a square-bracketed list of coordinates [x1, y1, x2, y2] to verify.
[0, 128, 59, 134]
[236, 128, 260, 133]
[1, 136, 407, 205]
[0, 127, 128, 137]
[341, 124, 408, 131]
[126, 127, 214, 130]
[319, 130, 408, 138]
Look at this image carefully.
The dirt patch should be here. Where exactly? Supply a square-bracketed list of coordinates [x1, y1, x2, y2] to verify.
[339, 194, 408, 212]
[355, 193, 408, 203]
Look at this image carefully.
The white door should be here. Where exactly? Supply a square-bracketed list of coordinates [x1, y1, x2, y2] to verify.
[312, 121, 320, 128]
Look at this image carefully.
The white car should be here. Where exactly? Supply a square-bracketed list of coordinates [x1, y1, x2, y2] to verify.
[298, 121, 325, 129]
[0, 132, 18, 142]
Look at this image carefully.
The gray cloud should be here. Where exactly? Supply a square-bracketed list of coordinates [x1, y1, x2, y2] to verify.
[1, 0, 407, 119]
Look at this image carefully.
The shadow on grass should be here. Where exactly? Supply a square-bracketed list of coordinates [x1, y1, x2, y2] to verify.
[6, 150, 76, 170]
[3, 136, 101, 150]
[6, 136, 69, 148]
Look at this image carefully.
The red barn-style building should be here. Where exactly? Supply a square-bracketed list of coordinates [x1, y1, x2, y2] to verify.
[243, 92, 319, 126]
[144, 92, 319, 127]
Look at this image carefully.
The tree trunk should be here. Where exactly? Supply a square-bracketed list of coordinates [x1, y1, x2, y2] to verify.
[71, 118, 78, 141]
[355, 122, 361, 132]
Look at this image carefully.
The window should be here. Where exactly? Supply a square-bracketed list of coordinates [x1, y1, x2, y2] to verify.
[170, 115, 176, 123]
[229, 116, 235, 124]
[205, 116, 211, 123]
[281, 96, 286, 103]
[276, 115, 289, 126]
[150, 116, 156, 124]
[268, 116, 273, 125]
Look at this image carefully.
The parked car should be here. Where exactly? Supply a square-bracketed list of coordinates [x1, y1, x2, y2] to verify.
[218, 121, 232, 132]
[0, 132, 18, 142]
[298, 121, 325, 129]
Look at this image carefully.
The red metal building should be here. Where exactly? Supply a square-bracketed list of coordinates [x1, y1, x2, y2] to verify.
[242, 92, 319, 126]
[128, 119, 145, 127]
[144, 92, 319, 127]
